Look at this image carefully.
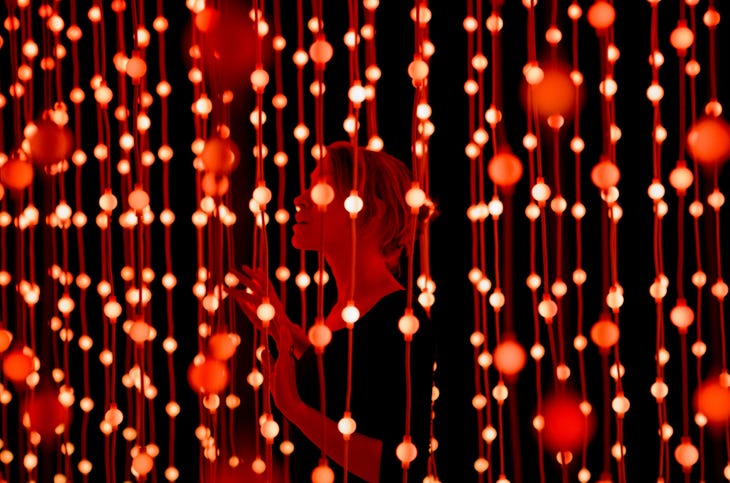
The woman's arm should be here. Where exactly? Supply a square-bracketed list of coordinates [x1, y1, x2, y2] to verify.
[272, 333, 383, 482]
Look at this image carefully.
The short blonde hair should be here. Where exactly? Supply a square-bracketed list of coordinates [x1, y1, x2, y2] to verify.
[325, 141, 412, 272]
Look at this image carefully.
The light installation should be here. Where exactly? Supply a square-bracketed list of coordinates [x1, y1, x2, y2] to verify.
[0, 0, 728, 482]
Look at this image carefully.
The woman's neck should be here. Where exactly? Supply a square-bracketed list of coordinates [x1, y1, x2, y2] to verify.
[324, 249, 403, 328]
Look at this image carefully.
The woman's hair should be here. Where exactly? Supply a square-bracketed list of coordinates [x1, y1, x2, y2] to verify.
[325, 141, 413, 272]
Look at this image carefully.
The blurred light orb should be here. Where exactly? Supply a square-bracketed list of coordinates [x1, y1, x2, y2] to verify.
[27, 387, 68, 438]
[311, 464, 335, 483]
[541, 392, 591, 452]
[674, 439, 699, 469]
[488, 152, 523, 188]
[670, 21, 694, 51]
[188, 358, 229, 394]
[208, 333, 238, 360]
[132, 451, 154, 475]
[687, 116, 730, 165]
[590, 317, 620, 350]
[591, 159, 620, 190]
[195, 8, 221, 33]
[531, 66, 575, 117]
[0, 329, 12, 352]
[29, 120, 73, 166]
[309, 37, 334, 64]
[2, 349, 34, 383]
[201, 137, 240, 175]
[0, 156, 34, 190]
[493, 338, 527, 376]
[694, 379, 730, 424]
[587, 1, 615, 30]
[670, 300, 694, 330]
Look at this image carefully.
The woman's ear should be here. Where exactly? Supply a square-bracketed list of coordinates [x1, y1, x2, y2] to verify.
[358, 196, 387, 233]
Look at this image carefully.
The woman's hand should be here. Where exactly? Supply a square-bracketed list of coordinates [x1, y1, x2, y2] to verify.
[226, 266, 286, 340]
[226, 266, 310, 356]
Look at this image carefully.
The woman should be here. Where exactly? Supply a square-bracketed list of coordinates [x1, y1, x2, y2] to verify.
[231, 142, 434, 482]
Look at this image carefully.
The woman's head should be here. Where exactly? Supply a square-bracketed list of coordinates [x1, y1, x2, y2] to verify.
[292, 142, 413, 271]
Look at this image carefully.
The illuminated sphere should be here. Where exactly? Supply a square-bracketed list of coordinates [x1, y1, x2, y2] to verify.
[201, 137, 240, 175]
[187, 359, 229, 394]
[338, 415, 357, 436]
[587, 1, 615, 30]
[408, 59, 429, 82]
[590, 317, 619, 349]
[398, 311, 420, 337]
[132, 451, 154, 475]
[487, 152, 523, 188]
[208, 333, 237, 360]
[591, 159, 620, 190]
[541, 392, 591, 452]
[311, 182, 335, 207]
[0, 157, 34, 190]
[128, 188, 149, 211]
[674, 439, 699, 468]
[261, 418, 280, 440]
[687, 116, 730, 165]
[694, 378, 730, 424]
[29, 120, 73, 166]
[396, 438, 418, 464]
[670, 300, 694, 330]
[125, 56, 147, 80]
[493, 338, 527, 376]
[195, 7, 221, 33]
[128, 321, 151, 343]
[311, 464, 335, 483]
[201, 173, 229, 197]
[309, 38, 333, 64]
[669, 165, 693, 191]
[2, 349, 34, 383]
[0, 329, 12, 352]
[670, 22, 694, 51]
[308, 324, 332, 349]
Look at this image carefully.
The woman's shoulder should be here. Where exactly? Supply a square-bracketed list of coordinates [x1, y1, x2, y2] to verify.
[358, 290, 434, 343]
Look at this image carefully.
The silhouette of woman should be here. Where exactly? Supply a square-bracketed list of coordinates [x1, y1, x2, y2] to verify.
[230, 142, 434, 482]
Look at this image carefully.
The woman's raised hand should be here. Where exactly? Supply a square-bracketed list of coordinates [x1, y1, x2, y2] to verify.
[226, 266, 288, 343]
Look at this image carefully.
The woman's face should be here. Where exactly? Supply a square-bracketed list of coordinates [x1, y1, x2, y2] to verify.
[291, 159, 353, 253]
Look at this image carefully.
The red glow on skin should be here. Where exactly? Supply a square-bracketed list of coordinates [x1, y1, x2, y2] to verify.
[541, 392, 593, 452]
[188, 359, 230, 394]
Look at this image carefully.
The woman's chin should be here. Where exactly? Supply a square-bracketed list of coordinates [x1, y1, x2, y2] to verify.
[291, 233, 311, 251]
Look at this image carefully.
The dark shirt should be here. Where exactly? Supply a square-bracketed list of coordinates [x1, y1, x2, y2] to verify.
[292, 290, 434, 482]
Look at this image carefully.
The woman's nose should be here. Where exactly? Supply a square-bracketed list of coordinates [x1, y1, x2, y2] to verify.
[293, 191, 310, 209]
